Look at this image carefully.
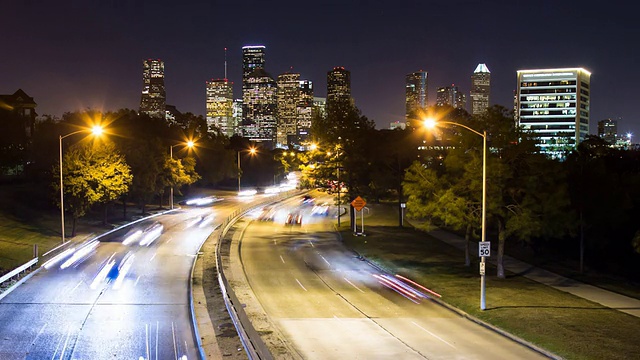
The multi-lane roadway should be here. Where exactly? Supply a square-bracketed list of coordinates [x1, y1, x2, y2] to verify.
[0, 196, 243, 360]
[232, 194, 549, 359]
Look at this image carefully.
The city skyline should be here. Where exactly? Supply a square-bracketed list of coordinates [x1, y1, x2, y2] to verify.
[1, 1, 637, 138]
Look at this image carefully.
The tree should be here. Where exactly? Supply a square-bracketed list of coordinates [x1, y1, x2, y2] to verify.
[54, 142, 132, 236]
[163, 155, 200, 204]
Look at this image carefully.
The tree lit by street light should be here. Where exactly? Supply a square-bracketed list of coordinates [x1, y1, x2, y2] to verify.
[169, 140, 196, 210]
[59, 125, 105, 244]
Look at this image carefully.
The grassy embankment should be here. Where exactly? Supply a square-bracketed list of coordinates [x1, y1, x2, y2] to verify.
[339, 203, 640, 360]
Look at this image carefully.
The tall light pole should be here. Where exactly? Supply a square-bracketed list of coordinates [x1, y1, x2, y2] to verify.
[424, 118, 487, 310]
[237, 147, 256, 193]
[59, 125, 103, 244]
[169, 140, 195, 209]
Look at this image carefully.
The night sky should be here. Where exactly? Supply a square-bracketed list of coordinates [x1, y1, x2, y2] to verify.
[2, 1, 638, 138]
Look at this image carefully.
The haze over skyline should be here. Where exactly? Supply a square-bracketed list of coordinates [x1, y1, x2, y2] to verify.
[2, 1, 638, 138]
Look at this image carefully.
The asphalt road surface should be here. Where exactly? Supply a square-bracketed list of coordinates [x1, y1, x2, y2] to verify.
[0, 196, 244, 360]
[235, 194, 549, 359]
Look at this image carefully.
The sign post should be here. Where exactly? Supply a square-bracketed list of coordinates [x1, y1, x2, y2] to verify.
[479, 241, 490, 307]
[351, 196, 366, 236]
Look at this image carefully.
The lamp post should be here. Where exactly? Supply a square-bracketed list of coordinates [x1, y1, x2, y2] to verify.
[424, 119, 487, 310]
[169, 140, 195, 210]
[237, 147, 257, 193]
[59, 125, 103, 244]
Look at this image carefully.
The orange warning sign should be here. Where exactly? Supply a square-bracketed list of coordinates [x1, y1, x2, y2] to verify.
[351, 196, 366, 211]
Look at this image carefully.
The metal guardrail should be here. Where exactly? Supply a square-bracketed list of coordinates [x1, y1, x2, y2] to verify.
[214, 190, 304, 360]
[0, 257, 38, 286]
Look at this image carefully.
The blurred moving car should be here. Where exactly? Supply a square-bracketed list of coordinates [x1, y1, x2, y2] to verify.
[311, 202, 330, 216]
[286, 212, 302, 225]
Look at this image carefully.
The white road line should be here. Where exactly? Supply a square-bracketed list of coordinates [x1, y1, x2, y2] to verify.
[150, 253, 157, 262]
[155, 321, 159, 360]
[31, 323, 47, 348]
[134, 276, 141, 287]
[58, 326, 73, 360]
[71, 280, 82, 293]
[280, 255, 285, 263]
[308, 239, 315, 247]
[344, 277, 365, 293]
[411, 321, 456, 349]
[145, 323, 150, 360]
[295, 278, 308, 291]
[172, 322, 178, 360]
[333, 315, 343, 322]
[319, 254, 331, 266]
[50, 326, 66, 360]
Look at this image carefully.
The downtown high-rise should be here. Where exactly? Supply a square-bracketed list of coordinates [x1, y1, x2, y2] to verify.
[241, 45, 278, 148]
[326, 67, 352, 112]
[276, 73, 300, 147]
[515, 67, 591, 155]
[405, 71, 428, 125]
[470, 64, 491, 116]
[436, 85, 465, 110]
[139, 59, 166, 118]
[242, 67, 277, 146]
[242, 46, 266, 85]
[206, 79, 234, 136]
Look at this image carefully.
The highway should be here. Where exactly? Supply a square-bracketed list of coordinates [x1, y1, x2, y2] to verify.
[0, 195, 246, 360]
[232, 194, 549, 359]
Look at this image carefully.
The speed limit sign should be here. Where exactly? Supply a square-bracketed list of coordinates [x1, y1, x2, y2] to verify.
[479, 242, 490, 257]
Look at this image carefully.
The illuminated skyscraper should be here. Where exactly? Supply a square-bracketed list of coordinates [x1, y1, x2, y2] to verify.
[436, 85, 465, 110]
[516, 68, 591, 155]
[326, 67, 352, 112]
[277, 73, 300, 147]
[242, 68, 277, 147]
[405, 71, 428, 123]
[242, 46, 266, 90]
[297, 80, 314, 146]
[140, 59, 166, 119]
[232, 99, 243, 136]
[470, 64, 491, 116]
[206, 79, 234, 136]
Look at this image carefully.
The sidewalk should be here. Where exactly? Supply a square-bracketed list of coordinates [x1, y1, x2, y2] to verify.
[423, 228, 640, 318]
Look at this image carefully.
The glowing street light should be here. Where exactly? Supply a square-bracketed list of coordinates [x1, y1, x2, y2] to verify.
[59, 125, 103, 244]
[169, 140, 195, 209]
[424, 118, 488, 310]
[238, 147, 257, 193]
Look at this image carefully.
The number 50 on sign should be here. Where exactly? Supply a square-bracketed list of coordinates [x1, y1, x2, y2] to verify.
[479, 241, 490, 257]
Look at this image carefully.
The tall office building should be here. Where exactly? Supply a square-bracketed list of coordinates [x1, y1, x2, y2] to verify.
[140, 59, 166, 119]
[242, 68, 277, 147]
[326, 67, 352, 112]
[516, 68, 591, 154]
[276, 73, 301, 147]
[470, 64, 491, 116]
[405, 71, 428, 123]
[436, 85, 466, 110]
[242, 46, 266, 90]
[206, 79, 234, 136]
[297, 79, 314, 146]
[232, 99, 243, 136]
[597, 118, 617, 144]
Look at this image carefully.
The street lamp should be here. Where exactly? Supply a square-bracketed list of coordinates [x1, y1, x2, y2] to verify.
[424, 118, 488, 310]
[238, 147, 257, 193]
[169, 140, 195, 209]
[59, 125, 103, 244]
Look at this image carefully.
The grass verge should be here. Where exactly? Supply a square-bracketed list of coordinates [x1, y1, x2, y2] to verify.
[339, 204, 640, 360]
